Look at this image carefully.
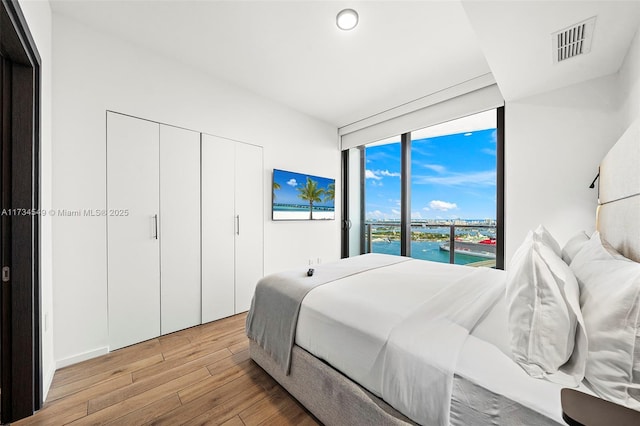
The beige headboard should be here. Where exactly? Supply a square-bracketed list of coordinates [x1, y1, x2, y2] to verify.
[597, 116, 640, 262]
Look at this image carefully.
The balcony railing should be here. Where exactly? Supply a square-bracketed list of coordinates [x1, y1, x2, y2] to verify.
[365, 221, 497, 267]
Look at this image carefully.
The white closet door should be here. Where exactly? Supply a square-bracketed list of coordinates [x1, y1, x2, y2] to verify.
[234, 143, 264, 313]
[201, 134, 236, 322]
[159, 125, 201, 334]
[107, 112, 160, 350]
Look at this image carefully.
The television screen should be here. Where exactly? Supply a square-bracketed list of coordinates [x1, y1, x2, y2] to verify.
[272, 169, 335, 220]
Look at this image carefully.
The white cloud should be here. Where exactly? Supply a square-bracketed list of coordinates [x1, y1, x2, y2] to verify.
[379, 170, 400, 178]
[422, 164, 446, 174]
[365, 169, 382, 180]
[286, 178, 298, 187]
[391, 209, 401, 216]
[414, 170, 496, 187]
[366, 169, 399, 180]
[411, 211, 423, 219]
[482, 148, 496, 156]
[429, 200, 458, 211]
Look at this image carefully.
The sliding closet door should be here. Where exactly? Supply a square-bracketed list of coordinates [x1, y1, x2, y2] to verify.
[201, 134, 235, 322]
[159, 125, 201, 334]
[234, 143, 264, 313]
[107, 112, 160, 350]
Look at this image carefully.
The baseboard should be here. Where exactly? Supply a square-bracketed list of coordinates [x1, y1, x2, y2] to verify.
[56, 346, 109, 369]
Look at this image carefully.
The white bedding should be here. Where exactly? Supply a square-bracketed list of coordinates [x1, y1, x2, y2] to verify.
[295, 258, 592, 425]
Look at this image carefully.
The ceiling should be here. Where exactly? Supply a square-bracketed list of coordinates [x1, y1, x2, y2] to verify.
[50, 1, 640, 128]
[462, 0, 640, 102]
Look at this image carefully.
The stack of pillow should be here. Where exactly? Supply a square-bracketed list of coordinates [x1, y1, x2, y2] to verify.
[507, 226, 640, 409]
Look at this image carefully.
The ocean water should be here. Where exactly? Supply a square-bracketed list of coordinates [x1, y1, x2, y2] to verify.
[372, 240, 489, 265]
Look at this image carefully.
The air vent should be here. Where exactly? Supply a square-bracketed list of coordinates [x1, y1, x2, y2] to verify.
[552, 16, 596, 63]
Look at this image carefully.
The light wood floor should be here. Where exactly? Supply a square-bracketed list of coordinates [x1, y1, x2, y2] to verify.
[15, 313, 320, 425]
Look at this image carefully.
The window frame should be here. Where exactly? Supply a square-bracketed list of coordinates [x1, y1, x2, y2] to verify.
[341, 106, 505, 269]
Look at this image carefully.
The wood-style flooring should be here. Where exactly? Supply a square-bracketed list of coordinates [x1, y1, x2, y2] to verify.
[15, 313, 320, 425]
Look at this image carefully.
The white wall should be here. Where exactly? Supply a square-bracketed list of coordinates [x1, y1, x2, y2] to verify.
[18, 0, 55, 399]
[52, 14, 339, 367]
[504, 74, 621, 264]
[619, 26, 640, 130]
[505, 23, 640, 265]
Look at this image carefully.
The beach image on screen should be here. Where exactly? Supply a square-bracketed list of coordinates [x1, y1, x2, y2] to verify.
[272, 169, 335, 220]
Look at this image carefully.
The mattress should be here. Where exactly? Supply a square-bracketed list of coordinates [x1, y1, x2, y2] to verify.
[295, 258, 592, 425]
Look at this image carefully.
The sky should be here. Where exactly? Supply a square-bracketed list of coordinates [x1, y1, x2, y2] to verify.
[365, 128, 497, 221]
[273, 169, 335, 207]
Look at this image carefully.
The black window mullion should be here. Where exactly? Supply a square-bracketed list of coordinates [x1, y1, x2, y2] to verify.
[400, 133, 411, 257]
[496, 106, 505, 269]
[359, 147, 366, 255]
[340, 150, 349, 258]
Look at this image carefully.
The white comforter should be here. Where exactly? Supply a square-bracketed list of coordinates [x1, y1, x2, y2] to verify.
[295, 257, 581, 425]
[381, 267, 503, 425]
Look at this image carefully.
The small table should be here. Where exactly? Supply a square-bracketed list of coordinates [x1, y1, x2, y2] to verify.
[561, 388, 640, 426]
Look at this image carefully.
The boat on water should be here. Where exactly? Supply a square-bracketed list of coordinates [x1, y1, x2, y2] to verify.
[439, 238, 496, 259]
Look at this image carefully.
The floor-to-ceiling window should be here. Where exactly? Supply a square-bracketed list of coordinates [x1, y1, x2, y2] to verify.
[349, 108, 504, 268]
[362, 136, 402, 256]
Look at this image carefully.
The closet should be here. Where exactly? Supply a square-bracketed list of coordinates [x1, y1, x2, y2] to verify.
[201, 134, 264, 322]
[106, 112, 263, 351]
[107, 113, 162, 350]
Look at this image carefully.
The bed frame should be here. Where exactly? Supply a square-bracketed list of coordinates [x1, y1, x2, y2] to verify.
[249, 340, 416, 425]
[250, 338, 558, 425]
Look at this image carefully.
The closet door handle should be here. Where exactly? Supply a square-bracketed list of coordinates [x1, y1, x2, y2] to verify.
[153, 214, 158, 239]
[236, 215, 240, 235]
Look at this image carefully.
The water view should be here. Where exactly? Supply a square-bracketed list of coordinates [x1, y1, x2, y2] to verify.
[367, 224, 497, 265]
[364, 111, 498, 266]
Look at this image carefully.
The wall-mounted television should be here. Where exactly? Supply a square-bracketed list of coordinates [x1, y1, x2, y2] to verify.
[272, 169, 335, 221]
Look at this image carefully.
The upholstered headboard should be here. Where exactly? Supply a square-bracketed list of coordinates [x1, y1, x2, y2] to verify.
[597, 116, 640, 262]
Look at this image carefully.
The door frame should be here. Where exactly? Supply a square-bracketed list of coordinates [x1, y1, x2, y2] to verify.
[0, 0, 42, 422]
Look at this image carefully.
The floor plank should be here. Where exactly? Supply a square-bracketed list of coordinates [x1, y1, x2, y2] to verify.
[220, 415, 246, 426]
[15, 313, 318, 425]
[105, 394, 182, 425]
[70, 369, 211, 425]
[89, 349, 232, 414]
[50, 339, 162, 389]
[47, 354, 163, 402]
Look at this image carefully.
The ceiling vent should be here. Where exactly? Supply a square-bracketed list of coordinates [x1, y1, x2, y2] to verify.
[552, 16, 596, 63]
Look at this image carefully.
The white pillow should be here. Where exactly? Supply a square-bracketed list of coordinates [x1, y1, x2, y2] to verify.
[506, 231, 587, 385]
[533, 224, 562, 257]
[561, 231, 590, 265]
[570, 232, 640, 409]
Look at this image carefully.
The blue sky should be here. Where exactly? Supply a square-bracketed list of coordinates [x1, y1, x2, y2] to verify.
[365, 128, 497, 221]
[273, 169, 335, 207]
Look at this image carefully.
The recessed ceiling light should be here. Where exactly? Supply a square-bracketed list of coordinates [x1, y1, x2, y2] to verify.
[337, 9, 358, 31]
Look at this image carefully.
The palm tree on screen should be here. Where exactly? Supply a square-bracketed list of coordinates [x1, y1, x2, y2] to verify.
[324, 182, 335, 204]
[273, 181, 281, 201]
[297, 177, 324, 220]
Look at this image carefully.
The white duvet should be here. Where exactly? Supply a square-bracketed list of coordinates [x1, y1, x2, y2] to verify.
[381, 267, 503, 425]
[295, 257, 588, 425]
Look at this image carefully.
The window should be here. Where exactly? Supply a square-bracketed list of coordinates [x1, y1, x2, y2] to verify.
[344, 108, 504, 269]
[363, 136, 402, 256]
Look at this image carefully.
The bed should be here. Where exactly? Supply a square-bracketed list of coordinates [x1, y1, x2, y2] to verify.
[246, 116, 640, 425]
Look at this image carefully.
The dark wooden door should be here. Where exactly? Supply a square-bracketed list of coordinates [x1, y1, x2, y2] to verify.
[0, 0, 42, 422]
